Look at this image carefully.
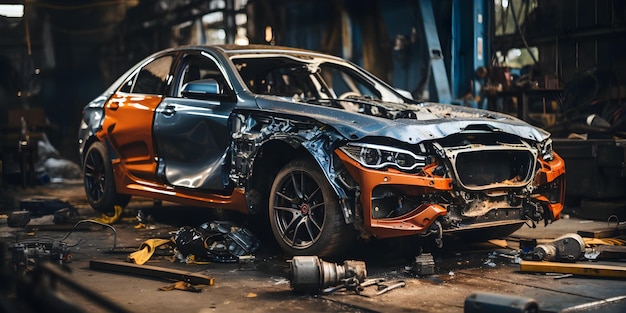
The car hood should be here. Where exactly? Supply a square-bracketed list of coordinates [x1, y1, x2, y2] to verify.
[254, 97, 550, 144]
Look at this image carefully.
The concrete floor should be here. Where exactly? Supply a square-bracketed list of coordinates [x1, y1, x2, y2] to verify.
[1, 180, 626, 313]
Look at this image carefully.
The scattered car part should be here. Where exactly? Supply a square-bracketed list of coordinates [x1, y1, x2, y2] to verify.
[323, 277, 406, 297]
[9, 219, 120, 272]
[358, 279, 406, 297]
[7, 210, 30, 227]
[373, 280, 406, 296]
[19, 197, 74, 217]
[199, 221, 260, 262]
[519, 260, 626, 278]
[412, 252, 435, 276]
[173, 226, 206, 259]
[173, 221, 260, 263]
[591, 245, 626, 260]
[464, 292, 539, 313]
[322, 277, 382, 295]
[89, 260, 215, 285]
[53, 207, 79, 224]
[528, 233, 585, 262]
[9, 241, 71, 273]
[519, 238, 538, 253]
[288, 256, 367, 293]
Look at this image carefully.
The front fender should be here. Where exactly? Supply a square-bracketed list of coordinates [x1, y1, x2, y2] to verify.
[229, 109, 354, 223]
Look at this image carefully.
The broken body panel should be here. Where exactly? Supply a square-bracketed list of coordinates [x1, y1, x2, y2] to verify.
[228, 103, 565, 240]
[78, 45, 565, 256]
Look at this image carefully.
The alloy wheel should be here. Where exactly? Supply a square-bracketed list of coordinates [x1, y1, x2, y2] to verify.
[272, 170, 326, 249]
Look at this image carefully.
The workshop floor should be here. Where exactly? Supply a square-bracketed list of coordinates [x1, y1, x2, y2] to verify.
[1, 180, 626, 313]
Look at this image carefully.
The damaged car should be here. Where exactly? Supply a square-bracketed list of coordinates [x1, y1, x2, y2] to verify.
[78, 45, 565, 257]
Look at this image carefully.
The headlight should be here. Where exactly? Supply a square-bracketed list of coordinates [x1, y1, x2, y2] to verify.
[540, 138, 554, 161]
[339, 143, 427, 171]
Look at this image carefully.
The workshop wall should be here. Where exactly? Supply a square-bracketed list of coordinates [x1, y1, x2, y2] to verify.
[1, 0, 626, 161]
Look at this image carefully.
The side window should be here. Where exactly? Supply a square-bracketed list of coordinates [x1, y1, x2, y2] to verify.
[177, 55, 224, 97]
[118, 73, 136, 93]
[132, 55, 174, 95]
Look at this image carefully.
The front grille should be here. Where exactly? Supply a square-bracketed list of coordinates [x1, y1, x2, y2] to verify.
[454, 150, 534, 189]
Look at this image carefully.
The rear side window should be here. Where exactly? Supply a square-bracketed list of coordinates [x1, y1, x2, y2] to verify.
[132, 55, 174, 95]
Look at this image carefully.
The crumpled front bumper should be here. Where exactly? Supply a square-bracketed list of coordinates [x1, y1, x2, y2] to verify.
[335, 149, 566, 239]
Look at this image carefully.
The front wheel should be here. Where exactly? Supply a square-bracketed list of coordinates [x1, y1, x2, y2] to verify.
[83, 142, 131, 214]
[269, 158, 354, 257]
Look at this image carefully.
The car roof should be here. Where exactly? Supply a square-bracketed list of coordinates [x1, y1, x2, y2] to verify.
[172, 44, 346, 62]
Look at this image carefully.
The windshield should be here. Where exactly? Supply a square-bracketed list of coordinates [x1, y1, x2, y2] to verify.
[230, 55, 410, 111]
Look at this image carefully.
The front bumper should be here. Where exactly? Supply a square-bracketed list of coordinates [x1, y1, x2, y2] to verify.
[335, 149, 565, 239]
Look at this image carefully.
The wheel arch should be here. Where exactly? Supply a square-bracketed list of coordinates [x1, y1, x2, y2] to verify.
[245, 139, 303, 215]
[80, 135, 118, 164]
[82, 138, 131, 213]
[230, 109, 355, 224]
[255, 139, 354, 224]
[80, 135, 101, 164]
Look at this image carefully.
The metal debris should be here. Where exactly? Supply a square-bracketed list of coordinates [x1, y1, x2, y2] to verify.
[173, 221, 260, 263]
[412, 253, 435, 276]
[7, 210, 30, 227]
[19, 197, 74, 217]
[90, 260, 215, 285]
[526, 233, 585, 262]
[9, 241, 71, 273]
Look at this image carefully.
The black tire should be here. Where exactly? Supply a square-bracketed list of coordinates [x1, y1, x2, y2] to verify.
[83, 142, 131, 214]
[269, 158, 353, 257]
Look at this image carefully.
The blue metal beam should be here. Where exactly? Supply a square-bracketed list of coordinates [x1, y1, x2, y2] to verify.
[418, 0, 452, 103]
[451, 0, 490, 108]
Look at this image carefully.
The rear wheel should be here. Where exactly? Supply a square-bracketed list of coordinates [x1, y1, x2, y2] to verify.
[83, 142, 131, 214]
[269, 158, 353, 257]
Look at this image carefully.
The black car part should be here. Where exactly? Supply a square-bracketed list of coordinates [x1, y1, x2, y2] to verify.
[173, 221, 260, 263]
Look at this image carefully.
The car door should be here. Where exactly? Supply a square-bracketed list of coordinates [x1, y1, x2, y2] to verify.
[153, 51, 235, 190]
[101, 54, 174, 182]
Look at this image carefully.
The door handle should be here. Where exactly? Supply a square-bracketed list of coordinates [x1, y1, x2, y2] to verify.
[162, 105, 176, 116]
[108, 100, 122, 110]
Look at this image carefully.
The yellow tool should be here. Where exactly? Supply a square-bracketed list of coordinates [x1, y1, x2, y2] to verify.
[520, 260, 626, 278]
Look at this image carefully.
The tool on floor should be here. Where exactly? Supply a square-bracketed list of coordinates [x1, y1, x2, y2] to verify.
[288, 256, 405, 297]
[519, 260, 626, 278]
[288, 255, 366, 294]
[527, 233, 585, 262]
[322, 277, 406, 297]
